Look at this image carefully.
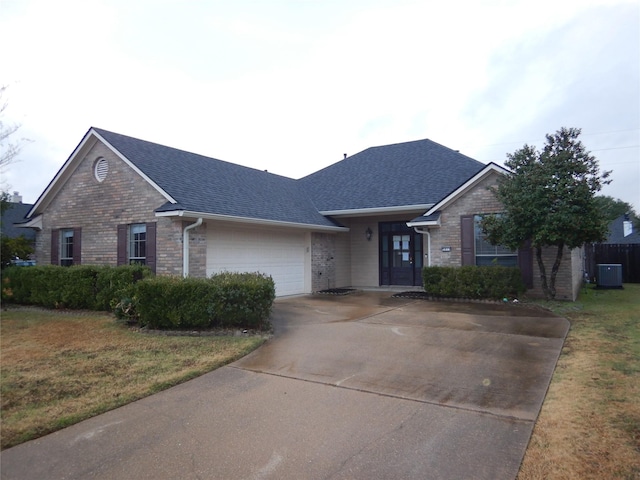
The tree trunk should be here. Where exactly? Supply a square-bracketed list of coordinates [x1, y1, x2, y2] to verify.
[548, 243, 564, 300]
[535, 246, 551, 300]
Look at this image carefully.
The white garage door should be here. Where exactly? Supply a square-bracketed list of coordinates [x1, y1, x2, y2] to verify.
[207, 225, 307, 297]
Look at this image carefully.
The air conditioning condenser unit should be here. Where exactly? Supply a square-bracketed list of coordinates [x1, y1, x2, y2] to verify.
[596, 264, 623, 289]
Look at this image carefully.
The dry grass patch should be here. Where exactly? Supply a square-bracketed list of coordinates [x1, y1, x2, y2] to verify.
[518, 285, 640, 480]
[0, 308, 266, 450]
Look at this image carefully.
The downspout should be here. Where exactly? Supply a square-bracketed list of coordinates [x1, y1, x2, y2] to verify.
[413, 227, 431, 267]
[183, 218, 203, 277]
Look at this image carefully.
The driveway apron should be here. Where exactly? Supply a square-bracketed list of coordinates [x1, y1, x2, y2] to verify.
[0, 292, 569, 480]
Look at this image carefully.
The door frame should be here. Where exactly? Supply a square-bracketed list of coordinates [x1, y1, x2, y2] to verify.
[378, 221, 423, 286]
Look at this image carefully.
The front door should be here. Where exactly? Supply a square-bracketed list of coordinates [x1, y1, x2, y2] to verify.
[379, 222, 423, 286]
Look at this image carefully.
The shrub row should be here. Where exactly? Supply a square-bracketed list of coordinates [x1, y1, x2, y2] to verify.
[422, 266, 525, 299]
[1, 265, 152, 310]
[134, 272, 275, 330]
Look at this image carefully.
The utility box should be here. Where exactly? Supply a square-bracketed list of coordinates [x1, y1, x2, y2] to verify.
[596, 264, 623, 289]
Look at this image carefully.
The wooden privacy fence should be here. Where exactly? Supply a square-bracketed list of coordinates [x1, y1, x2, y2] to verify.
[584, 244, 640, 284]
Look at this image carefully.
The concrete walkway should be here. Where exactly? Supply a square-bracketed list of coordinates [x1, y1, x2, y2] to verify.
[0, 292, 569, 480]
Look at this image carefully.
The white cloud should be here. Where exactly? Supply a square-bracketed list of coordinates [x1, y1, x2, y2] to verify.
[1, 0, 638, 210]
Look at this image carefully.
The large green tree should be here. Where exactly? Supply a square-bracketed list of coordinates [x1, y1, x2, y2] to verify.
[481, 127, 611, 300]
[594, 195, 639, 229]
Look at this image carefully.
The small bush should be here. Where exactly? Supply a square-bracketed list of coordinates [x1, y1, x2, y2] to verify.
[135, 276, 215, 329]
[95, 265, 152, 311]
[422, 265, 525, 299]
[208, 272, 276, 328]
[134, 272, 276, 330]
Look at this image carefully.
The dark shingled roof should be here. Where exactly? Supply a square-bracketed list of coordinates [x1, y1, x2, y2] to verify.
[299, 139, 485, 211]
[91, 129, 487, 226]
[603, 215, 640, 244]
[1, 202, 35, 240]
[93, 128, 341, 228]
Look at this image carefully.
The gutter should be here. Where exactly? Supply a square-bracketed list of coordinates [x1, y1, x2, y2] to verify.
[156, 210, 349, 233]
[183, 218, 203, 277]
[413, 227, 431, 267]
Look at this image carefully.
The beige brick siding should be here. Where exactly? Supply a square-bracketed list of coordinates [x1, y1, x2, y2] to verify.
[429, 174, 503, 267]
[311, 232, 337, 291]
[428, 171, 581, 300]
[34, 141, 185, 276]
[185, 221, 207, 278]
[531, 245, 584, 301]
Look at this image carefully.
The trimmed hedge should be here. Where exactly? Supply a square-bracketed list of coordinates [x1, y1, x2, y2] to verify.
[1, 265, 152, 310]
[2, 266, 275, 330]
[422, 266, 525, 300]
[134, 272, 275, 330]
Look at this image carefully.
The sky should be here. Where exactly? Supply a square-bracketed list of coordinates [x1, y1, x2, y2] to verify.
[1, 0, 639, 212]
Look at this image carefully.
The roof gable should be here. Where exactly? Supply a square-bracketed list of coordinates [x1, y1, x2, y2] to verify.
[407, 163, 509, 227]
[299, 139, 485, 214]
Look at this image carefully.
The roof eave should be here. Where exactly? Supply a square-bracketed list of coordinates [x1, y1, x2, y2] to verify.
[320, 204, 434, 217]
[15, 214, 43, 230]
[407, 219, 441, 228]
[155, 210, 349, 232]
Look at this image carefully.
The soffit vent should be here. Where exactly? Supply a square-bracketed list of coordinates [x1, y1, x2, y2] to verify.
[94, 157, 109, 182]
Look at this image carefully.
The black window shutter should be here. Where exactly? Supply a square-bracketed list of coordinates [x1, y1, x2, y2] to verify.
[518, 239, 534, 288]
[146, 222, 157, 273]
[51, 229, 59, 265]
[73, 228, 82, 265]
[460, 215, 475, 266]
[117, 225, 127, 266]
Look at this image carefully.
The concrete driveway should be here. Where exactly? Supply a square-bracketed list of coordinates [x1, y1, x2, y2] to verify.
[0, 292, 569, 480]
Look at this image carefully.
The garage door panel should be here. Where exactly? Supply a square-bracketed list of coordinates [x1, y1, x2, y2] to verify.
[207, 226, 306, 296]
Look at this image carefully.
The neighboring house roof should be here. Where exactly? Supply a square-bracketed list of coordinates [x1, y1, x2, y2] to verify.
[602, 215, 640, 244]
[1, 202, 36, 240]
[299, 139, 485, 214]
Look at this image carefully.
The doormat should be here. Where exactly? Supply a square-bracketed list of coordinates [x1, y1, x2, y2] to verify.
[392, 291, 430, 299]
[316, 288, 357, 295]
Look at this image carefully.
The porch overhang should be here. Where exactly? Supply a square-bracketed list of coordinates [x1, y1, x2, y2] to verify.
[15, 214, 43, 231]
[406, 211, 441, 228]
[320, 204, 434, 218]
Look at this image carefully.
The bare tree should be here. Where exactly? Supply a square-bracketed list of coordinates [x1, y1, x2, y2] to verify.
[0, 85, 29, 175]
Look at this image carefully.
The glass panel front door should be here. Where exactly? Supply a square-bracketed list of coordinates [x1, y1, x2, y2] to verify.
[379, 223, 423, 286]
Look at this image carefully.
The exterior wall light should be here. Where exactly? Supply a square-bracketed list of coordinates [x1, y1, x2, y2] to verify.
[365, 227, 373, 241]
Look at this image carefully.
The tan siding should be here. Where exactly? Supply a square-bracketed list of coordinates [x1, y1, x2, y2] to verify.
[350, 218, 380, 287]
[334, 231, 352, 287]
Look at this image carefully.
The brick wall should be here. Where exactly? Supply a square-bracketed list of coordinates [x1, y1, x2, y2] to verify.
[34, 141, 184, 275]
[311, 232, 336, 291]
[186, 221, 207, 278]
[531, 245, 584, 300]
[426, 170, 580, 300]
[429, 173, 503, 267]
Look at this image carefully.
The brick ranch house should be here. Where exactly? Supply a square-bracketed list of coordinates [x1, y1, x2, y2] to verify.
[20, 127, 585, 300]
